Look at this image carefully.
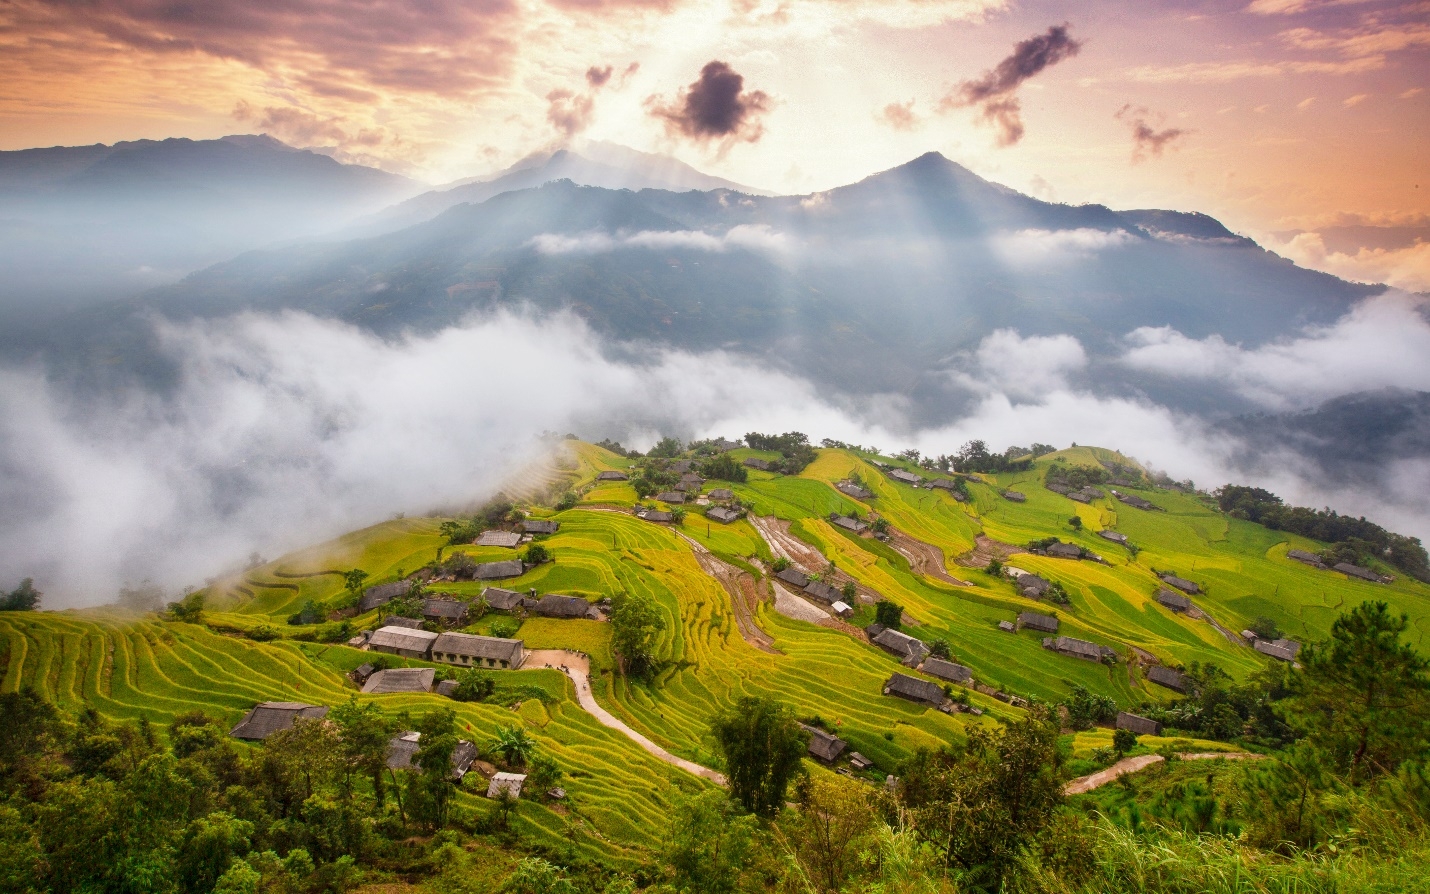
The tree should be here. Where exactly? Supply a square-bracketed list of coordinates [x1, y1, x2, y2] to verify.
[1250, 616, 1282, 640]
[671, 507, 687, 524]
[411, 709, 459, 829]
[710, 696, 808, 817]
[329, 698, 394, 809]
[1290, 600, 1430, 782]
[1112, 728, 1137, 757]
[648, 436, 684, 458]
[871, 517, 890, 536]
[344, 569, 370, 597]
[874, 600, 903, 629]
[523, 543, 552, 565]
[841, 581, 857, 603]
[1068, 516, 1082, 529]
[1063, 685, 1116, 731]
[0, 578, 41, 612]
[117, 580, 164, 613]
[697, 453, 748, 483]
[491, 725, 537, 767]
[504, 857, 578, 894]
[986, 558, 1003, 577]
[526, 754, 564, 793]
[166, 591, 205, 624]
[927, 638, 952, 660]
[771, 556, 790, 573]
[664, 790, 756, 894]
[609, 590, 666, 677]
[787, 774, 875, 893]
[177, 811, 254, 894]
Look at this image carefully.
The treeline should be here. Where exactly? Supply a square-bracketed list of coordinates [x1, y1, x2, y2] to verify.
[1216, 485, 1430, 580]
[743, 431, 817, 474]
[923, 440, 1053, 475]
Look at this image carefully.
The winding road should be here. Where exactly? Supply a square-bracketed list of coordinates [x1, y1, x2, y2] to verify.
[1064, 751, 1262, 795]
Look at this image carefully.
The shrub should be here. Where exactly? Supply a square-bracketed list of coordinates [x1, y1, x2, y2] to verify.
[875, 601, 903, 629]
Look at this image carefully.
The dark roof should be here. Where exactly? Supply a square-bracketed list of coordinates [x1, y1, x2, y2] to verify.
[476, 530, 523, 548]
[362, 667, 435, 694]
[640, 509, 674, 522]
[368, 626, 439, 654]
[921, 657, 972, 684]
[708, 488, 734, 501]
[775, 567, 810, 589]
[481, 587, 525, 611]
[360, 581, 409, 613]
[830, 514, 869, 532]
[1271, 638, 1302, 657]
[1116, 712, 1162, 737]
[888, 469, 921, 484]
[1286, 549, 1325, 567]
[1045, 542, 1083, 559]
[1160, 574, 1201, 594]
[670, 460, 694, 474]
[522, 520, 560, 534]
[997, 620, 1016, 632]
[929, 479, 958, 491]
[383, 616, 426, 630]
[435, 679, 458, 697]
[801, 725, 848, 763]
[230, 702, 329, 740]
[655, 491, 686, 504]
[743, 457, 773, 470]
[883, 672, 945, 706]
[1011, 571, 1050, 596]
[529, 594, 593, 619]
[1017, 611, 1059, 633]
[353, 663, 375, 682]
[1255, 640, 1297, 662]
[803, 580, 842, 604]
[836, 481, 874, 499]
[386, 731, 477, 778]
[433, 632, 523, 664]
[596, 470, 628, 480]
[1146, 665, 1187, 692]
[1002, 491, 1026, 502]
[1046, 636, 1109, 662]
[1334, 562, 1384, 582]
[1068, 491, 1093, 503]
[1155, 589, 1192, 611]
[706, 507, 739, 523]
[873, 628, 928, 662]
[474, 559, 525, 580]
[1113, 490, 1156, 510]
[422, 598, 469, 621]
[1098, 530, 1129, 544]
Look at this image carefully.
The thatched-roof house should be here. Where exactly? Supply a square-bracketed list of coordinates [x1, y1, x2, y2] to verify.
[352, 663, 376, 684]
[743, 458, 773, 471]
[1146, 665, 1187, 692]
[1116, 712, 1162, 737]
[998, 620, 1016, 633]
[929, 479, 958, 492]
[433, 632, 525, 669]
[435, 679, 459, 698]
[476, 530, 522, 548]
[1160, 574, 1201, 594]
[775, 567, 811, 589]
[803, 580, 842, 604]
[1111, 490, 1157, 510]
[836, 481, 874, 499]
[421, 598, 469, 626]
[1002, 491, 1026, 503]
[1045, 542, 1083, 560]
[883, 672, 945, 707]
[1098, 530, 1129, 545]
[360, 581, 409, 613]
[596, 470, 628, 481]
[1254, 639, 1297, 662]
[230, 702, 329, 740]
[1286, 549, 1325, 568]
[474, 560, 525, 580]
[706, 507, 739, 524]
[522, 520, 560, 535]
[676, 476, 704, 493]
[888, 469, 922, 485]
[386, 731, 477, 779]
[1008, 569, 1051, 598]
[1334, 562, 1385, 583]
[367, 626, 439, 659]
[708, 488, 735, 501]
[527, 594, 595, 619]
[800, 724, 848, 763]
[830, 514, 869, 533]
[638, 508, 674, 523]
[382, 616, 426, 630]
[487, 772, 526, 799]
[655, 491, 686, 504]
[481, 587, 525, 611]
[873, 628, 929, 666]
[362, 667, 435, 694]
[1017, 612, 1059, 634]
[1044, 636, 1114, 662]
[849, 752, 873, 770]
[670, 460, 694, 474]
[921, 657, 973, 685]
[1155, 589, 1192, 612]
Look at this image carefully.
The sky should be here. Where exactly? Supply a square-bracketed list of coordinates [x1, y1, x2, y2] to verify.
[2, 0, 1426, 247]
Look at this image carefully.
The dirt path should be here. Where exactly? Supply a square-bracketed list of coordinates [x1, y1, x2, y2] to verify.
[747, 515, 884, 605]
[888, 528, 971, 586]
[677, 533, 779, 654]
[954, 535, 1024, 569]
[526, 649, 726, 785]
[1064, 751, 1262, 795]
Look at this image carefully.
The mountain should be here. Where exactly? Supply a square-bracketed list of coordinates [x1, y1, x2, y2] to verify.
[0, 134, 422, 331]
[360, 142, 764, 235]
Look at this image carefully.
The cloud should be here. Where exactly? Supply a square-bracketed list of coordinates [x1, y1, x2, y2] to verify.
[1343, 92, 1370, 106]
[546, 89, 596, 137]
[1119, 291, 1430, 410]
[1115, 104, 1190, 162]
[646, 61, 771, 149]
[878, 100, 920, 131]
[939, 24, 1082, 146]
[1265, 231, 1430, 292]
[528, 224, 789, 256]
[991, 227, 1137, 262]
[1124, 57, 1384, 82]
[952, 329, 1088, 400]
[1403, 87, 1424, 99]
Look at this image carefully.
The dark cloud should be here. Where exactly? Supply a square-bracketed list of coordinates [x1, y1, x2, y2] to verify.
[586, 65, 614, 88]
[878, 100, 919, 131]
[546, 89, 595, 137]
[940, 24, 1083, 146]
[646, 61, 771, 147]
[1116, 104, 1190, 161]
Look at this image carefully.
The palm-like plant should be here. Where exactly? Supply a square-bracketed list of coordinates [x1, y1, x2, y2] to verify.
[492, 724, 537, 767]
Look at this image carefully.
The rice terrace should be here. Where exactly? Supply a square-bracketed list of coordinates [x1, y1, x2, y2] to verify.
[3, 434, 1428, 893]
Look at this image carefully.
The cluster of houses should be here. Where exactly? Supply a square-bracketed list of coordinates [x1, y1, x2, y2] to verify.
[1046, 481, 1105, 504]
[799, 723, 875, 773]
[1287, 549, 1393, 583]
[1004, 566, 1051, 598]
[775, 566, 854, 617]
[998, 609, 1119, 664]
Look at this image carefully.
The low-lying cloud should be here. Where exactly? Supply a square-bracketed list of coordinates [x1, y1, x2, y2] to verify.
[528, 224, 790, 256]
[992, 227, 1137, 262]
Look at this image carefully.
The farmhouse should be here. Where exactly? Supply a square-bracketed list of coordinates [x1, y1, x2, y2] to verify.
[707, 488, 735, 501]
[836, 481, 874, 499]
[487, 772, 527, 800]
[676, 474, 704, 492]
[1146, 665, 1187, 692]
[1287, 549, 1325, 568]
[712, 437, 742, 451]
[352, 663, 375, 684]
[432, 632, 525, 669]
[387, 731, 477, 779]
[1155, 589, 1192, 612]
[1334, 562, 1386, 583]
[522, 519, 560, 535]
[1044, 636, 1114, 662]
[883, 672, 946, 707]
[1160, 574, 1201, 594]
[638, 509, 674, 523]
[655, 491, 686, 504]
[382, 616, 425, 630]
[1112, 490, 1157, 510]
[1017, 612, 1059, 634]
[706, 506, 739, 524]
[831, 601, 853, 618]
[421, 598, 469, 626]
[1098, 530, 1129, 545]
[230, 702, 329, 741]
[362, 667, 436, 694]
[596, 470, 628, 481]
[888, 469, 922, 485]
[359, 581, 409, 613]
[670, 460, 694, 474]
[849, 753, 874, 771]
[921, 657, 973, 685]
[1045, 542, 1083, 560]
[1009, 570, 1051, 598]
[1116, 712, 1162, 737]
[476, 530, 522, 548]
[873, 628, 929, 665]
[1002, 491, 1027, 503]
[474, 559, 526, 580]
[1255, 639, 1298, 662]
[998, 620, 1016, 633]
[928, 478, 958, 492]
[830, 514, 869, 533]
[367, 626, 439, 660]
[527, 594, 596, 619]
[775, 567, 811, 589]
[1068, 490, 1093, 504]
[800, 725, 848, 764]
[481, 587, 525, 611]
[744, 458, 773, 471]
[803, 580, 842, 604]
[435, 680, 458, 698]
